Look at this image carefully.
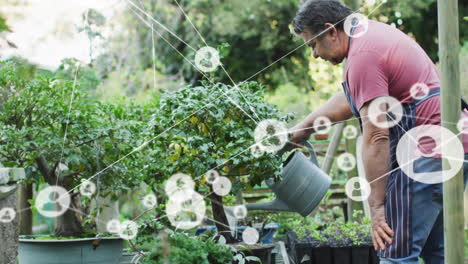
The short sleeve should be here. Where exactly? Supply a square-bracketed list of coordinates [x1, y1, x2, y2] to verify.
[346, 51, 389, 110]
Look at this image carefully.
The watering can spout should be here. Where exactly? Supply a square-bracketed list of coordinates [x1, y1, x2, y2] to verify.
[245, 199, 291, 212]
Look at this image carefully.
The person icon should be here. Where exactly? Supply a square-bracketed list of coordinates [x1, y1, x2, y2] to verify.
[195, 46, 220, 72]
[0, 208, 16, 223]
[42, 191, 62, 212]
[346, 177, 371, 201]
[338, 153, 356, 172]
[351, 17, 360, 28]
[118, 220, 138, 240]
[352, 181, 362, 198]
[1, 210, 11, 221]
[36, 186, 70, 218]
[251, 144, 264, 158]
[343, 157, 352, 169]
[200, 53, 214, 69]
[107, 219, 120, 233]
[234, 205, 247, 219]
[378, 102, 396, 122]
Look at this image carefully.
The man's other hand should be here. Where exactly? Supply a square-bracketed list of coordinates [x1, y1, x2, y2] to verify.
[370, 204, 394, 251]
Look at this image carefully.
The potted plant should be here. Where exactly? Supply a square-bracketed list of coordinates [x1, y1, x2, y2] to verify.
[132, 220, 258, 264]
[0, 59, 152, 263]
[286, 210, 378, 264]
[145, 81, 294, 262]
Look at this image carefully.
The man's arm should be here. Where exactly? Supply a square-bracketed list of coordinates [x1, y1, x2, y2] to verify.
[289, 91, 352, 145]
[360, 101, 394, 251]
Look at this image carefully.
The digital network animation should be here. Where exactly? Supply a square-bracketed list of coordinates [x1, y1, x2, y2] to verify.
[1, 0, 467, 256]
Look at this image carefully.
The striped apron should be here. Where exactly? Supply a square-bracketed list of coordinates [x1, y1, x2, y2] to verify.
[342, 83, 468, 258]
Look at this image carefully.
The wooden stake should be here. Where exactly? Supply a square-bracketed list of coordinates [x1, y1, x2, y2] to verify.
[437, 0, 464, 263]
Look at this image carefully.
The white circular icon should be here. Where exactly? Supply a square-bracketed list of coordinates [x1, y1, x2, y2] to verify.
[457, 116, 468, 135]
[166, 191, 206, 230]
[142, 193, 157, 209]
[212, 176, 232, 196]
[313, 116, 331, 135]
[205, 170, 219, 184]
[80, 180, 96, 197]
[234, 205, 248, 219]
[337, 153, 357, 172]
[396, 125, 464, 184]
[343, 125, 358, 139]
[0, 168, 10, 185]
[344, 13, 369, 38]
[242, 227, 259, 245]
[345, 177, 371, 202]
[0, 207, 16, 223]
[195, 46, 221, 72]
[106, 219, 121, 234]
[36, 186, 71, 218]
[165, 173, 195, 198]
[368, 96, 403, 128]
[119, 220, 138, 240]
[250, 144, 265, 158]
[410, 83, 430, 100]
[254, 119, 288, 153]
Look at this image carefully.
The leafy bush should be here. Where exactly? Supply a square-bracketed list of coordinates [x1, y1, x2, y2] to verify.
[140, 232, 234, 264]
[146, 81, 294, 241]
[0, 59, 153, 236]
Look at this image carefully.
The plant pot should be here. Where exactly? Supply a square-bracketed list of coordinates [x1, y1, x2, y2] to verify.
[19, 236, 123, 264]
[234, 243, 275, 264]
[331, 246, 352, 264]
[369, 247, 379, 264]
[351, 246, 370, 264]
[314, 134, 329, 141]
[311, 246, 332, 264]
[295, 243, 313, 264]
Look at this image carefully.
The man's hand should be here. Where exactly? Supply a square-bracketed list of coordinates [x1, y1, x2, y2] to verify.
[288, 122, 312, 149]
[370, 204, 394, 251]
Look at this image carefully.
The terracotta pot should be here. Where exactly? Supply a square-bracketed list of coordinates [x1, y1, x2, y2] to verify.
[314, 134, 329, 140]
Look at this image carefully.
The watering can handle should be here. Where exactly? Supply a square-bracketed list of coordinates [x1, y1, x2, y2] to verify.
[278, 141, 319, 167]
[303, 141, 319, 167]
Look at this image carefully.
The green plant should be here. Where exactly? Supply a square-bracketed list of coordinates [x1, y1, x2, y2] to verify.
[147, 81, 294, 242]
[139, 231, 234, 264]
[321, 211, 372, 247]
[0, 59, 153, 236]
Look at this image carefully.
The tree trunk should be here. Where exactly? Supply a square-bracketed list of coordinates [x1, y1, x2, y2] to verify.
[35, 155, 84, 237]
[18, 183, 33, 235]
[54, 186, 83, 237]
[209, 191, 236, 243]
[0, 190, 19, 264]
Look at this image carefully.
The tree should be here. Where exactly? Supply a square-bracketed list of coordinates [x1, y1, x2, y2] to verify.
[147, 81, 294, 242]
[0, 59, 152, 236]
[96, 0, 310, 94]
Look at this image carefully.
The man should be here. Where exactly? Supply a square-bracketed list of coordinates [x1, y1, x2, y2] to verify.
[288, 1, 468, 263]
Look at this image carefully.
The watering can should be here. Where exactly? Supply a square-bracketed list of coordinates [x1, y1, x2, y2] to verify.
[244, 142, 331, 217]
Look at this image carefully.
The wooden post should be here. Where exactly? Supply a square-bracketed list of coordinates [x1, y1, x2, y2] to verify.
[322, 122, 345, 174]
[437, 0, 463, 263]
[344, 0, 362, 221]
[18, 183, 33, 235]
[345, 120, 364, 221]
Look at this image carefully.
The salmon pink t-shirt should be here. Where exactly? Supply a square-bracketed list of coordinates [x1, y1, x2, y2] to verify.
[345, 20, 468, 153]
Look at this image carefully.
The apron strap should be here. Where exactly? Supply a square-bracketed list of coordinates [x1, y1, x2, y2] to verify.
[413, 88, 467, 111]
